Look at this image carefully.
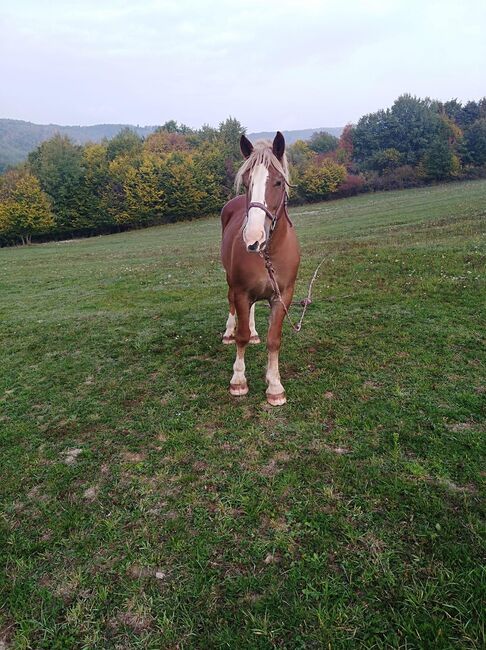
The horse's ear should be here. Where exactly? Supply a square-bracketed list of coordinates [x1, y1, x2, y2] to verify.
[240, 134, 253, 159]
[272, 131, 285, 160]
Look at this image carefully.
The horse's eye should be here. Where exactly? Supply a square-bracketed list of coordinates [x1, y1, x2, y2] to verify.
[275, 180, 282, 187]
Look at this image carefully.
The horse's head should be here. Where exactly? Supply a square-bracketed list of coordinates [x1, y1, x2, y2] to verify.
[237, 132, 288, 253]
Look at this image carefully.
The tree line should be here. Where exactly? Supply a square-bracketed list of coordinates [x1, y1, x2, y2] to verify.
[1, 95, 485, 245]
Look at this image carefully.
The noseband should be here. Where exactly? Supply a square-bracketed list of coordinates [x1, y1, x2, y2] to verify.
[246, 190, 293, 235]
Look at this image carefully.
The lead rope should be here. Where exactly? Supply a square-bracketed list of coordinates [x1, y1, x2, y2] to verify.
[261, 250, 325, 333]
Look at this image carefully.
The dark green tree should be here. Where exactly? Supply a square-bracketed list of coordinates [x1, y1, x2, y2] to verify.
[308, 131, 339, 154]
[422, 137, 458, 180]
[353, 95, 441, 167]
[28, 135, 87, 231]
[463, 118, 486, 166]
[367, 148, 402, 172]
[158, 120, 193, 135]
[457, 101, 480, 128]
[82, 142, 114, 229]
[106, 128, 143, 161]
[441, 99, 463, 123]
[219, 117, 246, 161]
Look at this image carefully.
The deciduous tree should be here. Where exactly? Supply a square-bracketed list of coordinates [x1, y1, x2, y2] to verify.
[0, 172, 54, 244]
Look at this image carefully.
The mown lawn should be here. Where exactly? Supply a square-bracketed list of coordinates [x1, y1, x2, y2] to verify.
[1, 180, 485, 649]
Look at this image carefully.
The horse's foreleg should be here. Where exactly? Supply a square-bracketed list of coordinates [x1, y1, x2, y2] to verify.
[222, 309, 236, 344]
[266, 292, 292, 406]
[230, 295, 251, 396]
[249, 303, 260, 344]
[222, 290, 236, 344]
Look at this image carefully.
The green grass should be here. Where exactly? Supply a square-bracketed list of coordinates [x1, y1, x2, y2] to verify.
[1, 180, 485, 649]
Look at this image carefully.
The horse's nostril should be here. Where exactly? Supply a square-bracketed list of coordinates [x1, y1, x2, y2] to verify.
[247, 241, 260, 252]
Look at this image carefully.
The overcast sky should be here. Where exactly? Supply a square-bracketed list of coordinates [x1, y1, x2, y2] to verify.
[1, 0, 485, 131]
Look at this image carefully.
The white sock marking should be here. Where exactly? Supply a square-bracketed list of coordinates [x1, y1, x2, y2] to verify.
[266, 350, 284, 396]
[231, 348, 246, 386]
[249, 303, 258, 338]
[223, 311, 236, 339]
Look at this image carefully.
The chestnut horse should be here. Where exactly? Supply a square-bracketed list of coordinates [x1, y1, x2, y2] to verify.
[221, 132, 300, 406]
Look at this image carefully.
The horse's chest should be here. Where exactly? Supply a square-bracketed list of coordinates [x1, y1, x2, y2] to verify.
[250, 274, 274, 300]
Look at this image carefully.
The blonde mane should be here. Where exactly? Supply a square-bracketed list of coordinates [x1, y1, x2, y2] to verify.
[234, 139, 290, 193]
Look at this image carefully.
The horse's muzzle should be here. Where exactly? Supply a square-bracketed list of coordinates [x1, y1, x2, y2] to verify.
[247, 240, 267, 253]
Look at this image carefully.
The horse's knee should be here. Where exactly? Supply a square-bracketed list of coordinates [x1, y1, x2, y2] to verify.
[266, 334, 281, 353]
[236, 330, 251, 347]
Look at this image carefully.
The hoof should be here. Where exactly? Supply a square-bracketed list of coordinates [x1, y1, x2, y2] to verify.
[222, 335, 235, 345]
[266, 391, 286, 406]
[230, 382, 249, 396]
[249, 335, 261, 345]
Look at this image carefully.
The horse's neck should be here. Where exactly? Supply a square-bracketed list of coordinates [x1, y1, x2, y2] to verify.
[268, 212, 289, 254]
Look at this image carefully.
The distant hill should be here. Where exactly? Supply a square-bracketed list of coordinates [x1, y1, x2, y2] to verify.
[248, 127, 343, 144]
[0, 119, 343, 171]
[0, 119, 159, 171]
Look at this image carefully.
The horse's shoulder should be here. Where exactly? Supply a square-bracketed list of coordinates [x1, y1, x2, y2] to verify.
[221, 195, 245, 230]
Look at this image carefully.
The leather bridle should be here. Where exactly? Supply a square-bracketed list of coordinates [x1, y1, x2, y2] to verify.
[245, 185, 293, 238]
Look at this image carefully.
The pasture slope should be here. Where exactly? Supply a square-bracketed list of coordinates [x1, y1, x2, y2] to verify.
[1, 180, 485, 649]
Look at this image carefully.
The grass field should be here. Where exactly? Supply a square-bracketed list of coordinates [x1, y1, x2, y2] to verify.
[1, 180, 485, 649]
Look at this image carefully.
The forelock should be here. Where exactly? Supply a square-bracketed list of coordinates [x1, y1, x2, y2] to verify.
[234, 139, 289, 193]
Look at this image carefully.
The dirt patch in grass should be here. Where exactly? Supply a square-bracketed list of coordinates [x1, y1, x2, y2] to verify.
[27, 485, 49, 502]
[83, 486, 98, 501]
[61, 447, 83, 464]
[446, 421, 475, 433]
[259, 451, 292, 477]
[324, 445, 351, 455]
[425, 476, 478, 495]
[260, 459, 278, 477]
[122, 451, 146, 463]
[111, 609, 153, 634]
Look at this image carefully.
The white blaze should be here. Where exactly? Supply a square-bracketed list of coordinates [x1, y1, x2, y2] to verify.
[243, 164, 268, 247]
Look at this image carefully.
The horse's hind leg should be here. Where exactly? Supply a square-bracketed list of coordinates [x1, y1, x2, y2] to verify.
[230, 294, 251, 396]
[249, 303, 260, 344]
[222, 290, 236, 344]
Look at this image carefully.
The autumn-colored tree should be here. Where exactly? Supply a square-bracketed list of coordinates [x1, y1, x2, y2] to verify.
[338, 124, 354, 163]
[158, 152, 211, 221]
[123, 153, 167, 226]
[82, 142, 114, 229]
[193, 149, 224, 213]
[0, 171, 54, 244]
[287, 140, 315, 170]
[101, 155, 132, 226]
[144, 130, 191, 156]
[298, 159, 347, 202]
